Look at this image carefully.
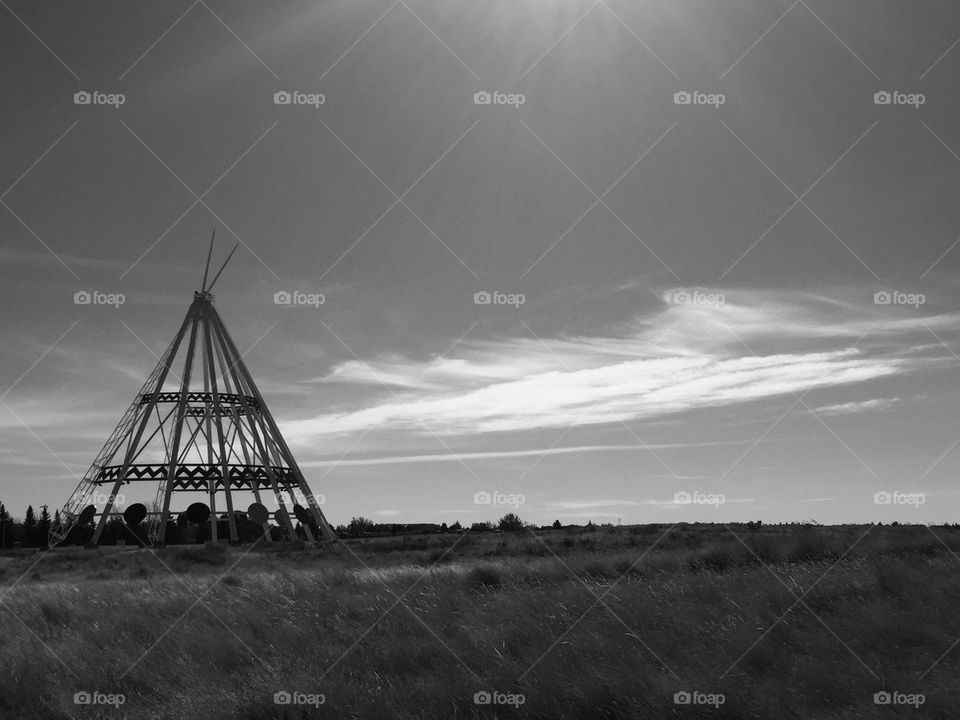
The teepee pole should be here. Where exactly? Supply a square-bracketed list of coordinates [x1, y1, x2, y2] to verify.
[207, 310, 298, 540]
[206, 243, 238, 293]
[201, 331, 218, 543]
[90, 308, 194, 545]
[201, 303, 238, 542]
[210, 304, 336, 541]
[209, 327, 271, 544]
[200, 228, 216, 292]
[157, 303, 202, 544]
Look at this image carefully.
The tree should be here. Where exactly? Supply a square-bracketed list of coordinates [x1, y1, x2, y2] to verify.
[0, 502, 12, 549]
[22, 505, 37, 547]
[347, 516, 373, 537]
[36, 506, 51, 548]
[498, 513, 524, 532]
[552, 519, 562, 529]
[450, 521, 462, 531]
[470, 521, 492, 533]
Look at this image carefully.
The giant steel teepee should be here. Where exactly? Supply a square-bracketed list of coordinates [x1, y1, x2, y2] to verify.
[49, 233, 336, 547]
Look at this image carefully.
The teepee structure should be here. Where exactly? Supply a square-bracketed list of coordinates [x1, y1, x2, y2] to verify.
[49, 233, 336, 547]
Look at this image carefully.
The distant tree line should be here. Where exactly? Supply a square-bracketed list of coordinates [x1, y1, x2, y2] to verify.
[0, 502, 329, 547]
[4, 502, 816, 548]
[336, 512, 535, 538]
[0, 505, 555, 547]
[0, 503, 53, 548]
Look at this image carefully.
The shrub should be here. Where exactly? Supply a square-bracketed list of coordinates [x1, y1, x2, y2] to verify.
[427, 548, 451, 563]
[746, 535, 783, 565]
[691, 544, 736, 572]
[466, 564, 503, 590]
[786, 531, 837, 563]
[498, 513, 524, 532]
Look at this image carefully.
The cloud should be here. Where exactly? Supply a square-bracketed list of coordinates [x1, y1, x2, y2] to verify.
[297, 441, 747, 468]
[811, 398, 899, 416]
[280, 289, 958, 444]
[547, 499, 676, 510]
[284, 346, 905, 439]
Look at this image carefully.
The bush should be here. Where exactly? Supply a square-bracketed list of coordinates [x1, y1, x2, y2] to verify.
[691, 544, 736, 572]
[427, 548, 451, 563]
[786, 531, 837, 563]
[498, 513, 524, 532]
[746, 535, 783, 564]
[466, 564, 503, 590]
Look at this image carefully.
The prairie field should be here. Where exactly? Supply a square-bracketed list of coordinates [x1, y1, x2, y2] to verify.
[1, 523, 959, 719]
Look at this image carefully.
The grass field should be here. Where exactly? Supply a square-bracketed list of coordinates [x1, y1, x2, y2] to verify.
[1, 523, 958, 719]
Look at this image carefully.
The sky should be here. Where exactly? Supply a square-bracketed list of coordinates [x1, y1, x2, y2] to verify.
[2, 0, 960, 527]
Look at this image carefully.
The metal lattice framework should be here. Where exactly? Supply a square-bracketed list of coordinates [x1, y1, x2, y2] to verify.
[49, 234, 336, 547]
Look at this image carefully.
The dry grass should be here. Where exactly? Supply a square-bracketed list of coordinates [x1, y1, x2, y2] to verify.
[0, 524, 958, 718]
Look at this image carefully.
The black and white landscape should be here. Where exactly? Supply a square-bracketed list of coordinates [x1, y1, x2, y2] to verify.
[2, 1, 960, 718]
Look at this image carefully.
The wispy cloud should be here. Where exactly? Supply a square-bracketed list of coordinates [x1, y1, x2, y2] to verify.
[547, 499, 675, 510]
[297, 441, 747, 468]
[811, 398, 899, 416]
[286, 348, 901, 439]
[283, 289, 950, 443]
